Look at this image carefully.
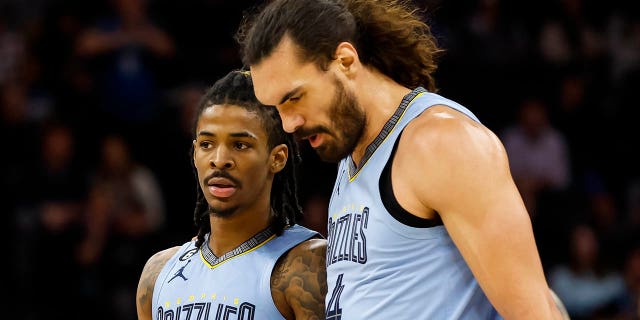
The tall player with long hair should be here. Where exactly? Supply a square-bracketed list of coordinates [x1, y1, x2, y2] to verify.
[238, 0, 568, 318]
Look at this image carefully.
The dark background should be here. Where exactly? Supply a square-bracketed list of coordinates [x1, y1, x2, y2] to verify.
[2, 0, 639, 319]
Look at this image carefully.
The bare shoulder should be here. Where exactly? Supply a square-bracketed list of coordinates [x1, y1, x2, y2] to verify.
[394, 105, 512, 210]
[271, 238, 327, 320]
[404, 105, 501, 154]
[398, 105, 507, 169]
[136, 246, 181, 320]
[142, 246, 181, 275]
[288, 237, 327, 257]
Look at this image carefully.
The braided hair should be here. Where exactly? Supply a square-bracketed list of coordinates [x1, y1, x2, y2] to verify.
[191, 70, 303, 248]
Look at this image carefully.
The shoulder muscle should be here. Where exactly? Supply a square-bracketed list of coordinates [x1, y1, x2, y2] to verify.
[271, 238, 327, 320]
[396, 105, 509, 214]
[136, 246, 181, 320]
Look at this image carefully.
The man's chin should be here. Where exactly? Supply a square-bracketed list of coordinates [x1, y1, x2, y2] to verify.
[209, 206, 238, 218]
[315, 146, 347, 163]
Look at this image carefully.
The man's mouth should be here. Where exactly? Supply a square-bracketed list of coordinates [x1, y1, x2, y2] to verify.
[307, 134, 323, 148]
[208, 185, 237, 198]
[206, 177, 238, 198]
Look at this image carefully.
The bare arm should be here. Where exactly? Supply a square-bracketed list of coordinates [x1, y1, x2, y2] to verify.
[136, 246, 180, 320]
[271, 238, 327, 320]
[395, 106, 563, 319]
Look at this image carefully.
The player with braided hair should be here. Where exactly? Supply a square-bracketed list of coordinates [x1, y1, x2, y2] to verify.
[136, 70, 327, 320]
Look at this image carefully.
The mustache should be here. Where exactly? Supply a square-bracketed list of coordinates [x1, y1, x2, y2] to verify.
[294, 125, 331, 140]
[204, 170, 242, 188]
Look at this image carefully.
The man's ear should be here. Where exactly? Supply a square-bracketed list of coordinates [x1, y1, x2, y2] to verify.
[334, 41, 360, 77]
[192, 140, 197, 162]
[270, 144, 289, 173]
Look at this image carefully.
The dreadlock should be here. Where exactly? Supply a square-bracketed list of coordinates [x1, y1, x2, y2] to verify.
[191, 70, 303, 248]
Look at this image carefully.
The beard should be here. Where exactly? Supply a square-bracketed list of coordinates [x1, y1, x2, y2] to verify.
[313, 77, 365, 163]
[208, 204, 239, 218]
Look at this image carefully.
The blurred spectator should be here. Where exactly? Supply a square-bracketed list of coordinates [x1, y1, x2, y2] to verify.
[1, 81, 42, 214]
[75, 0, 174, 131]
[77, 133, 166, 319]
[35, 121, 87, 233]
[0, 13, 25, 85]
[29, 121, 88, 318]
[549, 224, 626, 319]
[611, 245, 640, 319]
[152, 82, 207, 235]
[537, 0, 606, 68]
[580, 172, 630, 268]
[554, 71, 593, 176]
[607, 11, 640, 84]
[501, 97, 571, 218]
[466, 0, 515, 65]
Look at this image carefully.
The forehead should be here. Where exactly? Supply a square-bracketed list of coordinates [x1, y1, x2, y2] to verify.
[197, 104, 266, 136]
[250, 36, 323, 105]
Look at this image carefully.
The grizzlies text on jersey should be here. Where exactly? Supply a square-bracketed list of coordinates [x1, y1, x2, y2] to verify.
[153, 224, 318, 320]
[325, 88, 502, 320]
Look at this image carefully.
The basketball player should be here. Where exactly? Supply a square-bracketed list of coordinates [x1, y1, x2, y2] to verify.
[238, 0, 568, 318]
[135, 70, 327, 320]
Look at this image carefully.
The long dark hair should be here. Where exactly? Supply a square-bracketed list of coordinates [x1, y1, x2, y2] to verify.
[191, 70, 303, 248]
[237, 0, 443, 92]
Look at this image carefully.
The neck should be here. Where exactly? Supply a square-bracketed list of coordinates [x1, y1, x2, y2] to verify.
[351, 68, 412, 165]
[207, 208, 272, 256]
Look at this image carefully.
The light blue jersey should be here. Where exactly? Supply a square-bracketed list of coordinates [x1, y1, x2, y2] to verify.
[152, 224, 318, 320]
[325, 88, 502, 319]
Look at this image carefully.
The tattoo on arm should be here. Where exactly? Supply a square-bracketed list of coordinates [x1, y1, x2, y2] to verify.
[272, 240, 327, 320]
[137, 248, 178, 320]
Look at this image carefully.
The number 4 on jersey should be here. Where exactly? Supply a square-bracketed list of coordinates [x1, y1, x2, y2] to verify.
[326, 274, 344, 320]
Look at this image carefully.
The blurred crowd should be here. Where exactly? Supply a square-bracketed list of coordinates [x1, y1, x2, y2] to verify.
[1, 0, 639, 319]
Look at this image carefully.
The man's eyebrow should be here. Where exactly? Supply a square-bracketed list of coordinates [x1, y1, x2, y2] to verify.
[229, 132, 258, 140]
[197, 131, 258, 140]
[278, 86, 302, 105]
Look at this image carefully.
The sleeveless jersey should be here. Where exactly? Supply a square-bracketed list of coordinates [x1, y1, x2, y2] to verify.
[325, 88, 502, 319]
[153, 224, 319, 320]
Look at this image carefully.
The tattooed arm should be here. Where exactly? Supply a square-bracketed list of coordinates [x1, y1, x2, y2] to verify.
[271, 238, 328, 320]
[136, 246, 180, 320]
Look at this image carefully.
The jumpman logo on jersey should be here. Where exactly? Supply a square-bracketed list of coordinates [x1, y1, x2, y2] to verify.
[168, 260, 191, 283]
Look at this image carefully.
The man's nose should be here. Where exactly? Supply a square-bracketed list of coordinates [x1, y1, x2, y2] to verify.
[279, 111, 304, 133]
[210, 147, 235, 169]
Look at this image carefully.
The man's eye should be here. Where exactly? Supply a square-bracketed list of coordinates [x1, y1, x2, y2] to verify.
[200, 141, 212, 148]
[236, 142, 249, 150]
